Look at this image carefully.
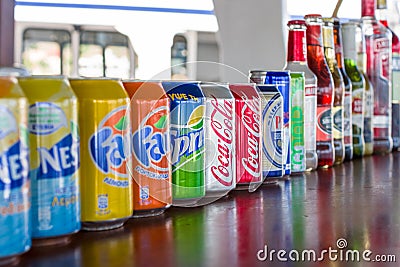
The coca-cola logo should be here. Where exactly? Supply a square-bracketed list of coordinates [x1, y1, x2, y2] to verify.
[210, 96, 234, 186]
[240, 93, 261, 178]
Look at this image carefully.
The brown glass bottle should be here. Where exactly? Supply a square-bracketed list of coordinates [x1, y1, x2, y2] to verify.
[305, 14, 335, 168]
[333, 18, 353, 161]
[322, 18, 345, 165]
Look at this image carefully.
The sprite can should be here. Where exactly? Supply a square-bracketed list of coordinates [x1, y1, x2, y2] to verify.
[162, 81, 205, 206]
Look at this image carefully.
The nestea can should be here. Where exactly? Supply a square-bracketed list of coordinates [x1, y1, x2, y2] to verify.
[19, 76, 80, 245]
[0, 77, 30, 264]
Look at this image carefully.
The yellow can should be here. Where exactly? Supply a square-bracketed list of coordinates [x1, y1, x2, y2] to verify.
[18, 76, 80, 245]
[69, 78, 132, 231]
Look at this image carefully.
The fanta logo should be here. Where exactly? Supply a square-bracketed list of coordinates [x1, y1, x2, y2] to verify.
[210, 96, 234, 186]
[132, 106, 169, 173]
[38, 134, 79, 179]
[132, 126, 169, 170]
[0, 141, 29, 190]
[29, 102, 68, 135]
[240, 93, 261, 178]
[89, 106, 130, 177]
[170, 128, 204, 166]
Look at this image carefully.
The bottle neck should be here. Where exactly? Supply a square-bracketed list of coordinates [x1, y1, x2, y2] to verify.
[287, 29, 307, 62]
[333, 24, 345, 69]
[362, 0, 376, 18]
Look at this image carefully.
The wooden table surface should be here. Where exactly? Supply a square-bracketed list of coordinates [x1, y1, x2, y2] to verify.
[15, 152, 400, 267]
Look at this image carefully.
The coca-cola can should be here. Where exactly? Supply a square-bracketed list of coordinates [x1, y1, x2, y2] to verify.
[229, 83, 263, 191]
[198, 83, 236, 204]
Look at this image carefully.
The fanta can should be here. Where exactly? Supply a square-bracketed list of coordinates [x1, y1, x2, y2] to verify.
[69, 78, 132, 230]
[162, 81, 205, 206]
[229, 83, 263, 191]
[123, 80, 172, 217]
[18, 76, 80, 245]
[0, 77, 30, 265]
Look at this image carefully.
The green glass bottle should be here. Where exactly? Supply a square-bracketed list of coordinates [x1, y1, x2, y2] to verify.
[322, 18, 345, 165]
[342, 22, 366, 157]
[353, 20, 374, 156]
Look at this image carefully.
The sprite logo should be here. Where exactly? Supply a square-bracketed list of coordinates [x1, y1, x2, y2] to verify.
[89, 106, 131, 178]
[132, 106, 169, 172]
[170, 105, 204, 169]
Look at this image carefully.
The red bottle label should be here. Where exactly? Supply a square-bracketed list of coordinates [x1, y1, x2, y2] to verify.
[316, 106, 332, 142]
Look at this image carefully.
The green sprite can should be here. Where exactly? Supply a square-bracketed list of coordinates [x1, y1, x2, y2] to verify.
[162, 81, 205, 206]
[290, 72, 306, 173]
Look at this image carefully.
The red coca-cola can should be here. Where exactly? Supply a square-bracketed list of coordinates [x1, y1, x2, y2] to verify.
[229, 83, 263, 191]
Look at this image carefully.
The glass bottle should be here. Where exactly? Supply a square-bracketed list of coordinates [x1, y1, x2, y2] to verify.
[322, 18, 345, 165]
[361, 0, 393, 154]
[305, 14, 335, 168]
[333, 18, 353, 161]
[353, 19, 374, 155]
[284, 20, 318, 171]
[342, 22, 366, 157]
[376, 0, 400, 151]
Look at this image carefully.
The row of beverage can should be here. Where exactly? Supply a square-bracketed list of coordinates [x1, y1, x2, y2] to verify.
[0, 75, 306, 263]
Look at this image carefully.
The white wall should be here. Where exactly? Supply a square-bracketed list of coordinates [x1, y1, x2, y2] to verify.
[213, 0, 288, 83]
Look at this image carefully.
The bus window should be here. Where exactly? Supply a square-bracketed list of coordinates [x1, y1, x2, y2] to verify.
[171, 34, 188, 80]
[22, 29, 72, 75]
[79, 31, 132, 78]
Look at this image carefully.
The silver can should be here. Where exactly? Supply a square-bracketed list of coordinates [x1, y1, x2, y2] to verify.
[257, 85, 284, 179]
[200, 83, 236, 203]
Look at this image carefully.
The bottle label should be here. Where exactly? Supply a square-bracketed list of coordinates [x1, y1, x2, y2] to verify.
[364, 117, 372, 143]
[393, 55, 400, 102]
[352, 88, 364, 128]
[373, 115, 390, 129]
[332, 106, 343, 139]
[304, 85, 317, 151]
[316, 106, 332, 142]
[343, 92, 352, 145]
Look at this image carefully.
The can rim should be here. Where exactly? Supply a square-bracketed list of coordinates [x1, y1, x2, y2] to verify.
[68, 77, 121, 81]
[17, 75, 67, 80]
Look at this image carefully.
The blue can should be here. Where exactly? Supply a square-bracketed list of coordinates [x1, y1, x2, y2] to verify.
[18, 76, 80, 245]
[264, 71, 291, 176]
[0, 77, 31, 263]
[257, 85, 284, 178]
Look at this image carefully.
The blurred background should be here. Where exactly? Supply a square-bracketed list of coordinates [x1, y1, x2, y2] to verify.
[5, 0, 400, 81]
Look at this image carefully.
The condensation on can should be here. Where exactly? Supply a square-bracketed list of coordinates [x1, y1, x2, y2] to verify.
[123, 80, 172, 217]
[0, 77, 31, 260]
[69, 78, 132, 231]
[199, 82, 236, 203]
[229, 83, 263, 190]
[18, 75, 80, 245]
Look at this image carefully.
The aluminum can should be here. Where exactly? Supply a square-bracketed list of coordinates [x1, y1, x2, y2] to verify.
[162, 81, 205, 206]
[200, 82, 235, 202]
[257, 85, 284, 178]
[0, 77, 30, 264]
[289, 72, 306, 173]
[18, 76, 80, 244]
[69, 78, 132, 231]
[122, 80, 172, 217]
[251, 70, 291, 175]
[229, 83, 262, 190]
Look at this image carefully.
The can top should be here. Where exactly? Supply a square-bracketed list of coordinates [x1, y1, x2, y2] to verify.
[265, 71, 290, 77]
[18, 75, 67, 81]
[322, 17, 335, 26]
[201, 83, 233, 100]
[69, 78, 129, 100]
[257, 84, 282, 95]
[0, 76, 27, 99]
[123, 80, 168, 101]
